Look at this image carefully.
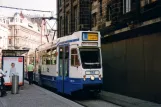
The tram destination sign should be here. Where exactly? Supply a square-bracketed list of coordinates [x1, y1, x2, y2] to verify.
[82, 32, 98, 41]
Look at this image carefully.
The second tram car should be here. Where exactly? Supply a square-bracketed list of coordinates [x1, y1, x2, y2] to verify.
[32, 31, 103, 95]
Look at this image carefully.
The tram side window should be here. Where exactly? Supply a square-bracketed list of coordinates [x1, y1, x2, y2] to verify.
[59, 47, 63, 76]
[46, 56, 51, 65]
[42, 56, 46, 65]
[71, 48, 80, 66]
[51, 48, 57, 65]
[65, 46, 69, 76]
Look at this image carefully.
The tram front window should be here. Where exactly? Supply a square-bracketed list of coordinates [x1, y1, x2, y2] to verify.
[79, 48, 101, 69]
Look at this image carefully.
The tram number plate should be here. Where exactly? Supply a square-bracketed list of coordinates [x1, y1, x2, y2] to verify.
[90, 71, 95, 74]
[88, 33, 98, 41]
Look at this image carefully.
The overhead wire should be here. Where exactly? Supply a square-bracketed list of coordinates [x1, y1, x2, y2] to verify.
[45, 20, 57, 41]
[0, 5, 52, 13]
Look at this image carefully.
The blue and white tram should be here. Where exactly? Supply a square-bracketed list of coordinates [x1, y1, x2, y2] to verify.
[34, 31, 103, 95]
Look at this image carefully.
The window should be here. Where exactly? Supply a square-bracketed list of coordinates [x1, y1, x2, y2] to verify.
[100, 0, 102, 16]
[92, 13, 97, 27]
[59, 47, 63, 76]
[79, 48, 101, 69]
[65, 14, 68, 35]
[51, 48, 57, 65]
[66, 13, 70, 34]
[71, 48, 79, 66]
[59, 0, 62, 7]
[42, 51, 47, 65]
[106, 6, 111, 21]
[123, 0, 131, 14]
[46, 50, 51, 65]
[67, 14, 70, 34]
[60, 16, 62, 37]
[9, 39, 12, 44]
[65, 46, 69, 76]
[145, 0, 150, 5]
[74, 6, 78, 31]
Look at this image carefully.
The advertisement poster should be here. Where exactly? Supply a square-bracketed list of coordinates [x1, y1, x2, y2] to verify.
[2, 56, 24, 86]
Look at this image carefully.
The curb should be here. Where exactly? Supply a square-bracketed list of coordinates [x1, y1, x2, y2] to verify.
[99, 91, 161, 107]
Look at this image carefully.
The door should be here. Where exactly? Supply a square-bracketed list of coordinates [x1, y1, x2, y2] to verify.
[58, 45, 69, 93]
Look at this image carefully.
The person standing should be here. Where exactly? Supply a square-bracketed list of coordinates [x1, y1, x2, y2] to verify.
[27, 62, 34, 85]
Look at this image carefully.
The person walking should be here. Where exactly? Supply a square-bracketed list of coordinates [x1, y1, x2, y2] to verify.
[27, 62, 34, 85]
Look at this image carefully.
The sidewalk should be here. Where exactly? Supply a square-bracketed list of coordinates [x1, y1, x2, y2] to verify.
[100, 91, 161, 107]
[0, 81, 83, 107]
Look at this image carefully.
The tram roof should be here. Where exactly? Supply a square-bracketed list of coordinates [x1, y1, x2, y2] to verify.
[37, 31, 100, 51]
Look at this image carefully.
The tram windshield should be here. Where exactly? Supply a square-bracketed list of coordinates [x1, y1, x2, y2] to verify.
[79, 48, 101, 69]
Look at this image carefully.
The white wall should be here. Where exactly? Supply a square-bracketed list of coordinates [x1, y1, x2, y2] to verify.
[0, 17, 10, 49]
[8, 12, 47, 50]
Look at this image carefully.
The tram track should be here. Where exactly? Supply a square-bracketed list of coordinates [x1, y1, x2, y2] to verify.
[75, 99, 121, 107]
[28, 80, 121, 107]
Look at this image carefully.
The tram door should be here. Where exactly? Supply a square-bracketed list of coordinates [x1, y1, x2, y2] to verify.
[58, 45, 69, 93]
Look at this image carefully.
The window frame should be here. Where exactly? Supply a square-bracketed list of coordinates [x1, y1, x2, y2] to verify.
[51, 48, 57, 65]
[71, 48, 80, 67]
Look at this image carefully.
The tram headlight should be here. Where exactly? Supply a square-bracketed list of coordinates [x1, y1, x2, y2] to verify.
[95, 71, 99, 75]
[90, 75, 95, 80]
[85, 71, 90, 75]
[99, 74, 101, 80]
[83, 75, 86, 81]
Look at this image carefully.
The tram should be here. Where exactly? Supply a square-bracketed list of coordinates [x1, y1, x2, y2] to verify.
[32, 31, 103, 95]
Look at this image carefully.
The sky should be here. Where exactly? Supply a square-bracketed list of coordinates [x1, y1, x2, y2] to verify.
[0, 0, 57, 29]
[0, 0, 57, 17]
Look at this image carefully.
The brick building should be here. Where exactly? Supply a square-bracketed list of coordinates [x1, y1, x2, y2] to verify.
[57, 0, 91, 37]
[57, 0, 161, 103]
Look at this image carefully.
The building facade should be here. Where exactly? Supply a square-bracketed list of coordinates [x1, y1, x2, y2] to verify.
[0, 15, 10, 68]
[8, 12, 47, 51]
[91, 0, 158, 31]
[0, 15, 10, 50]
[95, 0, 161, 103]
[57, 0, 91, 37]
[58, 0, 161, 103]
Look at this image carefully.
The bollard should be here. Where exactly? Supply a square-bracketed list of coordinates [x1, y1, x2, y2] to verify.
[11, 75, 19, 94]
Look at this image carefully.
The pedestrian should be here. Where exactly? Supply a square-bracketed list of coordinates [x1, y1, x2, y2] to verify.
[0, 68, 7, 95]
[27, 61, 34, 85]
